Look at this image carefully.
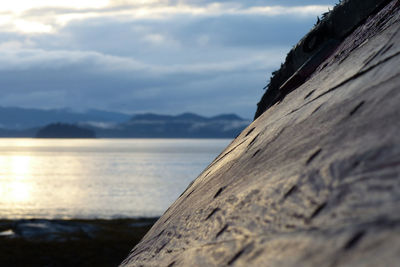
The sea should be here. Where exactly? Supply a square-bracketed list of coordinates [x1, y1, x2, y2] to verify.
[0, 138, 231, 219]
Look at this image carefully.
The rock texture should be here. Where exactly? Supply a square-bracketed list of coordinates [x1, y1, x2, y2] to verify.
[254, 0, 394, 119]
[121, 1, 400, 266]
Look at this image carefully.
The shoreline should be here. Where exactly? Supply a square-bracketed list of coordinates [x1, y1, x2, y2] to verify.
[0, 217, 158, 266]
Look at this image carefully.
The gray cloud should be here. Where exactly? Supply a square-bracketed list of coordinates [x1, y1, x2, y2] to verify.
[154, 0, 337, 7]
[0, 0, 338, 118]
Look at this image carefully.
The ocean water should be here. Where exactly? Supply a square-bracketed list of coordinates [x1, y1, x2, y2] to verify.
[0, 138, 231, 219]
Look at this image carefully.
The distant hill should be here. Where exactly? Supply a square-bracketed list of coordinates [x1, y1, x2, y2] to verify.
[87, 113, 250, 138]
[0, 107, 249, 138]
[0, 127, 39, 138]
[130, 112, 208, 122]
[36, 123, 96, 138]
[129, 113, 244, 122]
[0, 106, 130, 129]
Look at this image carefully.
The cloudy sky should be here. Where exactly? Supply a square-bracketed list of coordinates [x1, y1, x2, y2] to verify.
[0, 0, 337, 118]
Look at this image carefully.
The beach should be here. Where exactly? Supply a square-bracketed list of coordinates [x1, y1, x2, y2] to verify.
[0, 218, 157, 266]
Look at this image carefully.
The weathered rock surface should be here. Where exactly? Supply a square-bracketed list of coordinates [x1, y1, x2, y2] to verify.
[121, 1, 400, 266]
[254, 0, 394, 119]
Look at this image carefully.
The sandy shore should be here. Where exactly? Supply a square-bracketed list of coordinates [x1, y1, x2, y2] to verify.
[0, 218, 157, 267]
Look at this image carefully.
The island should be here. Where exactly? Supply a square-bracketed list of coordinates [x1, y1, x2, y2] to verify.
[35, 123, 96, 138]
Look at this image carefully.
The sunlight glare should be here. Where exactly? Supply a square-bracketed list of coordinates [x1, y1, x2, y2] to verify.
[11, 155, 32, 178]
[0, 0, 111, 33]
[6, 181, 31, 202]
[14, 20, 53, 33]
[0, 0, 111, 13]
[0, 155, 33, 203]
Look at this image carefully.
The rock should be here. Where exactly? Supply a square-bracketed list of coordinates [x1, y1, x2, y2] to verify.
[12, 219, 97, 242]
[121, 1, 400, 266]
[0, 229, 15, 237]
[254, 0, 394, 119]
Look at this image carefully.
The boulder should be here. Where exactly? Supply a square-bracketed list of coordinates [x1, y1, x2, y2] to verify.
[121, 1, 400, 266]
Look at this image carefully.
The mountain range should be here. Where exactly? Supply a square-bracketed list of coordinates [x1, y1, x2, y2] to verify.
[0, 107, 249, 138]
[0, 106, 130, 129]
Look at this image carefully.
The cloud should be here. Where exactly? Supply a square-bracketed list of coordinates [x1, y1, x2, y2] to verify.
[0, 43, 286, 116]
[0, 44, 286, 74]
[1, 1, 332, 33]
[0, 0, 338, 118]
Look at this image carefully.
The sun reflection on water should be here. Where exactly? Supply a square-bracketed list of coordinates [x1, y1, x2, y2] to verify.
[3, 181, 31, 202]
[0, 138, 230, 219]
[0, 155, 32, 203]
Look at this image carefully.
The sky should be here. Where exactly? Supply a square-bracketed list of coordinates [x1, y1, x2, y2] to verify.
[0, 0, 337, 118]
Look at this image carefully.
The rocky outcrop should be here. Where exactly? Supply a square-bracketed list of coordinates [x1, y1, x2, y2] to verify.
[121, 1, 400, 266]
[254, 0, 394, 119]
